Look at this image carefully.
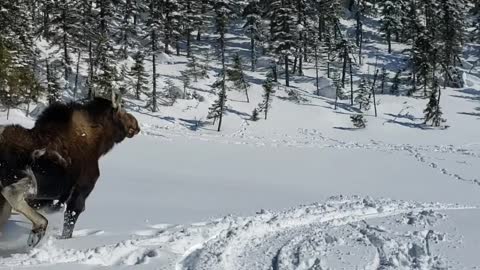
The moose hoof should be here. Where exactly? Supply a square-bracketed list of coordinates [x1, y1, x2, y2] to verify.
[27, 228, 46, 248]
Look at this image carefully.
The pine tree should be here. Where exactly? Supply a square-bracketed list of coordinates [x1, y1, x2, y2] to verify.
[208, 71, 228, 131]
[48, 0, 81, 81]
[355, 78, 370, 111]
[129, 51, 149, 99]
[243, 0, 264, 72]
[46, 58, 62, 104]
[199, 48, 211, 78]
[164, 0, 183, 54]
[115, 0, 140, 59]
[186, 56, 203, 82]
[438, 0, 465, 69]
[403, 0, 422, 43]
[270, 0, 297, 87]
[411, 25, 435, 96]
[391, 70, 401, 95]
[380, 0, 401, 53]
[144, 0, 162, 112]
[227, 53, 250, 103]
[180, 70, 191, 99]
[424, 78, 446, 127]
[214, 0, 231, 59]
[258, 73, 275, 120]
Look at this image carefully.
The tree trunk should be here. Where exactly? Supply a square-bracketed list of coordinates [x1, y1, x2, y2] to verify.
[285, 55, 289, 87]
[176, 37, 180, 56]
[152, 30, 157, 112]
[387, 30, 392, 53]
[342, 45, 348, 87]
[299, 49, 303, 75]
[74, 51, 81, 100]
[186, 30, 191, 57]
[350, 58, 353, 105]
[315, 45, 319, 95]
[88, 41, 93, 99]
[217, 32, 226, 132]
[62, 0, 69, 81]
[251, 35, 255, 71]
[265, 94, 269, 120]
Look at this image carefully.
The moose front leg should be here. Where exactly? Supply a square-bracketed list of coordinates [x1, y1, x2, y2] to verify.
[61, 184, 94, 239]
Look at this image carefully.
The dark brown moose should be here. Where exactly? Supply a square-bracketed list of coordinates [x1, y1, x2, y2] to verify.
[0, 94, 140, 247]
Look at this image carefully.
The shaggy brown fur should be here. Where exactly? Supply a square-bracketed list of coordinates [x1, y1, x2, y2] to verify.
[0, 97, 140, 244]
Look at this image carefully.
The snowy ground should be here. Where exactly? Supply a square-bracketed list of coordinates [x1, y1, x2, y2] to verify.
[1, 77, 480, 269]
[1, 16, 480, 270]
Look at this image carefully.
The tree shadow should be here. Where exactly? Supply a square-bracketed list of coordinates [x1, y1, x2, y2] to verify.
[384, 112, 421, 122]
[333, 126, 359, 131]
[383, 119, 435, 130]
[323, 101, 362, 113]
[225, 107, 250, 119]
[178, 118, 210, 131]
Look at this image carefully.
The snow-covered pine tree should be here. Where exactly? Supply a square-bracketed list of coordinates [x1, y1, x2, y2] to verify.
[0, 0, 41, 105]
[355, 78, 370, 111]
[293, 0, 307, 76]
[214, 0, 231, 65]
[391, 70, 401, 95]
[199, 48, 211, 79]
[423, 0, 440, 41]
[438, 0, 465, 70]
[47, 0, 82, 81]
[424, 78, 446, 127]
[128, 51, 149, 99]
[93, 36, 119, 98]
[411, 25, 435, 97]
[380, 0, 401, 53]
[144, 0, 163, 112]
[332, 71, 346, 110]
[227, 53, 250, 103]
[186, 56, 203, 82]
[270, 0, 297, 87]
[243, 0, 264, 72]
[402, 0, 422, 43]
[180, 70, 191, 99]
[46, 58, 62, 104]
[258, 72, 275, 120]
[164, 0, 182, 54]
[115, 0, 140, 59]
[208, 71, 228, 131]
[473, 3, 480, 42]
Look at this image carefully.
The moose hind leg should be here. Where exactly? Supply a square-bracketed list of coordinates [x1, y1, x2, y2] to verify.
[1, 177, 48, 247]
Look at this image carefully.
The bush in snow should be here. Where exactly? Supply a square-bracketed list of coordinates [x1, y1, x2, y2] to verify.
[251, 108, 259, 121]
[192, 91, 205, 102]
[351, 114, 367, 128]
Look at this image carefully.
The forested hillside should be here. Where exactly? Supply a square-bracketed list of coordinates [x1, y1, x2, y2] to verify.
[1, 0, 479, 130]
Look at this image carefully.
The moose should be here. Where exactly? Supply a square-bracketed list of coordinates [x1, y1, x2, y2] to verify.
[0, 94, 140, 247]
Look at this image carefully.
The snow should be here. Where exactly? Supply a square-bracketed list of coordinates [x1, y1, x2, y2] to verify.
[1, 14, 480, 270]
